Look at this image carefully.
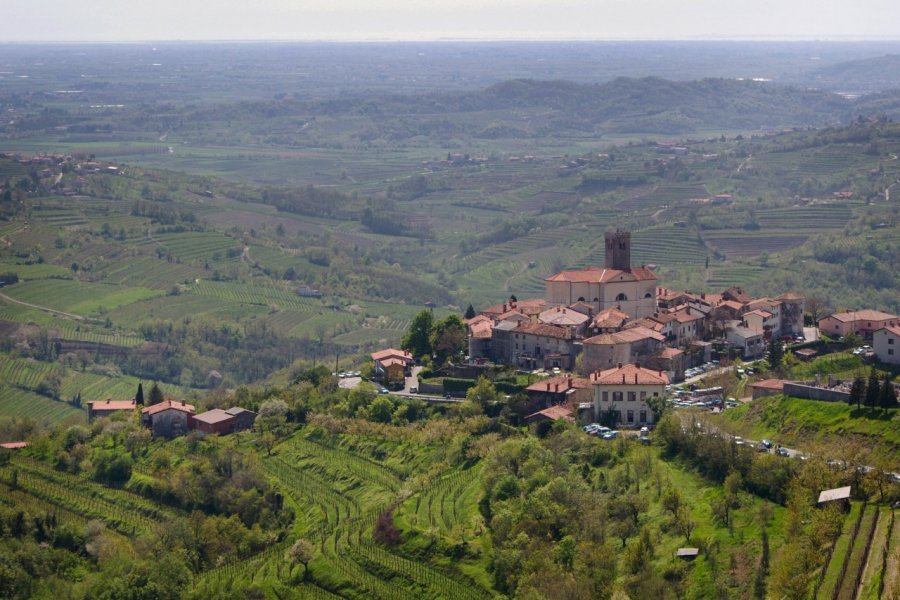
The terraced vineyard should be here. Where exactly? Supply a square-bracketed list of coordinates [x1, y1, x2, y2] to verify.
[755, 203, 856, 230]
[817, 502, 898, 600]
[201, 431, 494, 600]
[0, 456, 183, 536]
[0, 384, 85, 423]
[702, 231, 809, 258]
[618, 183, 710, 212]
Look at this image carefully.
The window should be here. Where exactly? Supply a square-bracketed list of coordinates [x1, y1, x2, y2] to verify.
[890, 349, 895, 356]
[602, 391, 609, 402]
[627, 391, 637, 402]
[890, 338, 895, 345]
[640, 391, 647, 400]
[639, 410, 647, 423]
[627, 410, 634, 423]
[644, 292, 652, 298]
[612, 392, 623, 402]
[653, 392, 659, 397]
[616, 293, 628, 301]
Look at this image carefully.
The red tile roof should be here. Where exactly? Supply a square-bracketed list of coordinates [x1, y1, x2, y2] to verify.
[0, 442, 29, 449]
[743, 309, 773, 319]
[468, 319, 493, 339]
[141, 400, 196, 416]
[378, 357, 409, 368]
[514, 322, 574, 339]
[584, 326, 665, 345]
[659, 347, 684, 359]
[751, 379, 784, 391]
[545, 266, 657, 283]
[370, 348, 413, 362]
[481, 298, 547, 317]
[592, 307, 629, 329]
[776, 291, 803, 301]
[879, 325, 900, 337]
[825, 310, 898, 323]
[525, 405, 575, 422]
[192, 409, 235, 425]
[539, 306, 589, 326]
[591, 363, 669, 386]
[672, 308, 704, 323]
[526, 375, 592, 392]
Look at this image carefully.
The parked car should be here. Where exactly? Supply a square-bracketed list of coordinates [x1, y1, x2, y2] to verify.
[602, 430, 618, 440]
[760, 439, 773, 449]
[409, 386, 418, 393]
[776, 447, 790, 457]
[378, 388, 389, 394]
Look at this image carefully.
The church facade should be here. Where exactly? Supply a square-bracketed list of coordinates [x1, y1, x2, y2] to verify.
[544, 230, 657, 319]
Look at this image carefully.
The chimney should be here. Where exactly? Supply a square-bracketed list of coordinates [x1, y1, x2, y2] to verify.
[618, 362, 623, 369]
[622, 374, 626, 384]
[568, 377, 573, 388]
[701, 293, 706, 300]
[555, 383, 559, 392]
[503, 303, 507, 313]
[634, 374, 638, 384]
[547, 382, 551, 391]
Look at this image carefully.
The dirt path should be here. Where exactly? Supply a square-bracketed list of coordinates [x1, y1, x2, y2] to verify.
[0, 290, 85, 321]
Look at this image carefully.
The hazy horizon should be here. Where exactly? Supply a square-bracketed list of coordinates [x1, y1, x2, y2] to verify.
[5, 0, 899, 43]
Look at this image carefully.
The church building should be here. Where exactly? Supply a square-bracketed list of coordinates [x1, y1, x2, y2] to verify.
[544, 230, 657, 319]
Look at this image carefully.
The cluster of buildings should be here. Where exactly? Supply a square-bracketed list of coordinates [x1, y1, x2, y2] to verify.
[818, 309, 900, 366]
[86, 398, 256, 438]
[468, 230, 804, 383]
[464, 230, 805, 427]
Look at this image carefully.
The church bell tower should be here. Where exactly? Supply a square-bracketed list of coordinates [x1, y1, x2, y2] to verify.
[604, 230, 631, 271]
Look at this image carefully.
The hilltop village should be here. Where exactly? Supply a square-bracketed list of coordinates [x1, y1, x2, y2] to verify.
[450, 229, 896, 428]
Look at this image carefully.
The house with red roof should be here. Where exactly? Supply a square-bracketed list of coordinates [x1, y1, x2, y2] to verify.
[491, 321, 579, 370]
[819, 310, 899, 341]
[590, 363, 669, 426]
[873, 325, 900, 365]
[371, 348, 414, 385]
[141, 400, 195, 438]
[525, 375, 593, 407]
[581, 326, 666, 374]
[87, 399, 136, 422]
[524, 404, 575, 424]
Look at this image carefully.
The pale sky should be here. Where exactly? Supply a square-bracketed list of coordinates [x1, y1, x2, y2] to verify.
[4, 0, 899, 42]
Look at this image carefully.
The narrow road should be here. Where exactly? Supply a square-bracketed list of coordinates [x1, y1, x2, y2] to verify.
[0, 290, 85, 321]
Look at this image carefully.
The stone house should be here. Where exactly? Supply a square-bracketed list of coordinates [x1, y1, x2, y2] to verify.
[591, 363, 668, 426]
[141, 400, 196, 438]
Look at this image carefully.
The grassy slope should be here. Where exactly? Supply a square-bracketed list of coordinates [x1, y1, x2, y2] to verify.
[720, 395, 900, 461]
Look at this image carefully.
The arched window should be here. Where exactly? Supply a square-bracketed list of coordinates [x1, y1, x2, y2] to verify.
[616, 293, 628, 301]
[577, 296, 585, 302]
[644, 292, 652, 298]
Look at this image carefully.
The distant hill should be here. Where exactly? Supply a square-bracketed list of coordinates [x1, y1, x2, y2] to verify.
[284, 76, 885, 136]
[798, 53, 900, 95]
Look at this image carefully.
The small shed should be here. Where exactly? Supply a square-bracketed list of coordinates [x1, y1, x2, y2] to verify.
[751, 379, 784, 400]
[817, 486, 852, 511]
[676, 548, 700, 560]
[87, 399, 136, 421]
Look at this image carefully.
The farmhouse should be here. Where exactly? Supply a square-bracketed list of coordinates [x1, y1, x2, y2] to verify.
[591, 363, 668, 426]
[141, 400, 195, 438]
[371, 348, 414, 385]
[87, 399, 136, 422]
[818, 310, 899, 341]
[817, 486, 852, 511]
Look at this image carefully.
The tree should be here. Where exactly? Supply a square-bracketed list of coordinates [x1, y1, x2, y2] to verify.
[285, 538, 315, 582]
[148, 382, 164, 405]
[429, 314, 466, 365]
[849, 376, 865, 409]
[402, 309, 433, 359]
[367, 396, 394, 423]
[466, 376, 499, 412]
[135, 382, 144, 406]
[880, 375, 898, 408]
[865, 368, 880, 407]
[464, 304, 476, 319]
[767, 335, 783, 370]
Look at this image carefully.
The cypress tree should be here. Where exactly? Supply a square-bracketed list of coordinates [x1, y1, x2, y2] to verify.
[849, 377, 865, 410]
[767, 335, 783, 370]
[865, 368, 881, 407]
[148, 382, 164, 405]
[880, 376, 898, 409]
[135, 382, 144, 406]
[464, 304, 476, 319]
